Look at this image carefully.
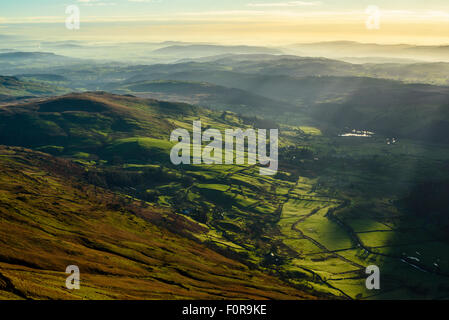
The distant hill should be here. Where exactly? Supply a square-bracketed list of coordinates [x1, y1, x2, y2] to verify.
[123, 55, 449, 88]
[0, 76, 67, 101]
[151, 44, 282, 59]
[0, 51, 75, 62]
[110, 79, 296, 116]
[0, 52, 81, 74]
[188, 54, 449, 85]
[286, 41, 449, 62]
[308, 79, 449, 142]
[16, 74, 68, 82]
[121, 69, 449, 143]
[123, 68, 382, 105]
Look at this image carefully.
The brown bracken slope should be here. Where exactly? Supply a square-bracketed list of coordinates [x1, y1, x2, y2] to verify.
[0, 146, 316, 300]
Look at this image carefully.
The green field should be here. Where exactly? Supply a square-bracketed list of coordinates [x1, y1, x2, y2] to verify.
[1, 92, 449, 299]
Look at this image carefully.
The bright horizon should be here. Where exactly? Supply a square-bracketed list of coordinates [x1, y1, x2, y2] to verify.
[1, 0, 449, 45]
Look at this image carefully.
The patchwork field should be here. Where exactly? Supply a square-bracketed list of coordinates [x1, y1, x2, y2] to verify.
[1, 92, 449, 300]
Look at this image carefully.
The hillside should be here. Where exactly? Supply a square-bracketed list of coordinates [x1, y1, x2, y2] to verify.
[119, 69, 449, 143]
[0, 145, 316, 299]
[110, 80, 296, 115]
[160, 54, 449, 85]
[0, 76, 67, 102]
[212, 54, 449, 85]
[0, 52, 70, 62]
[16, 74, 68, 82]
[0, 92, 196, 156]
[1, 91, 449, 299]
[309, 80, 449, 142]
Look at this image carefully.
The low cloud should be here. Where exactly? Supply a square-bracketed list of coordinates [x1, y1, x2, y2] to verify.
[247, 1, 321, 7]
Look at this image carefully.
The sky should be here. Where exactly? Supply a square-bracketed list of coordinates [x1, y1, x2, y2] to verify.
[0, 0, 448, 45]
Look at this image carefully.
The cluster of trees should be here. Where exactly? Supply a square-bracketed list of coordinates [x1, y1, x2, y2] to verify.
[279, 146, 314, 163]
[239, 115, 279, 130]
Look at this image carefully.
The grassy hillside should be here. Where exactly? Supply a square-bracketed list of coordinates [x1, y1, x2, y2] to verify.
[0, 91, 280, 162]
[0, 145, 316, 300]
[2, 92, 449, 300]
[0, 76, 67, 101]
[0, 92, 192, 156]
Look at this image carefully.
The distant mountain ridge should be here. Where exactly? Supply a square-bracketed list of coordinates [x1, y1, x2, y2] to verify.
[151, 44, 282, 58]
[109, 79, 297, 116]
[286, 41, 449, 62]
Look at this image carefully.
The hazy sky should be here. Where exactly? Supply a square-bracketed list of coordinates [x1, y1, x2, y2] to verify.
[1, 0, 448, 44]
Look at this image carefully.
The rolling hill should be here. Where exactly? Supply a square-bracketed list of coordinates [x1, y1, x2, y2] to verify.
[166, 54, 449, 85]
[0, 52, 81, 74]
[109, 79, 296, 116]
[309, 80, 449, 142]
[0, 52, 72, 63]
[285, 41, 449, 62]
[1, 91, 449, 299]
[0, 92, 194, 157]
[119, 68, 449, 143]
[0, 76, 67, 102]
[151, 44, 282, 59]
